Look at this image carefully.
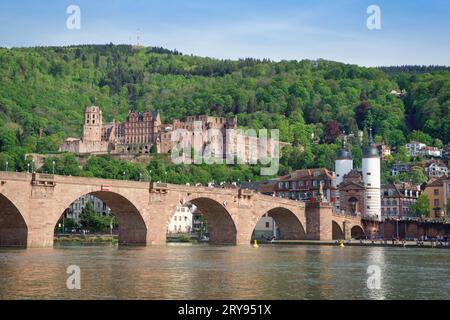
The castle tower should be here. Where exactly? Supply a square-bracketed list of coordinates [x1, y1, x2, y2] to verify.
[83, 106, 103, 142]
[335, 137, 353, 211]
[362, 128, 381, 221]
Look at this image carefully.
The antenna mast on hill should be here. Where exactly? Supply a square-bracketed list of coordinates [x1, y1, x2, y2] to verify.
[136, 30, 141, 47]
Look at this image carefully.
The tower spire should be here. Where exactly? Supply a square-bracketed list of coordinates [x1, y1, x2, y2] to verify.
[368, 127, 374, 145]
[342, 130, 347, 150]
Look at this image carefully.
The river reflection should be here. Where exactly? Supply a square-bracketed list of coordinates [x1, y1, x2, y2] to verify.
[0, 244, 449, 300]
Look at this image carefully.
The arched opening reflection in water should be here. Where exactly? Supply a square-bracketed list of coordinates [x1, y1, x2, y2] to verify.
[54, 191, 146, 246]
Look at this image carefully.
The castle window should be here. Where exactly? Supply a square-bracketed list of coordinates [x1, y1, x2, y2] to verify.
[93, 120, 95, 124]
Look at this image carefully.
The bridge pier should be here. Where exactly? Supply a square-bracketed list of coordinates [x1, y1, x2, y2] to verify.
[27, 227, 54, 248]
[305, 202, 333, 241]
[343, 221, 351, 240]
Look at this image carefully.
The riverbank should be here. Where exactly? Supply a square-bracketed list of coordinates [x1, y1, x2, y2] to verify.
[271, 239, 450, 249]
[54, 234, 118, 245]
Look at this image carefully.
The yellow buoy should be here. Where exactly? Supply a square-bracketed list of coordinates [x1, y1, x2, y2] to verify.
[253, 240, 259, 248]
[339, 240, 345, 248]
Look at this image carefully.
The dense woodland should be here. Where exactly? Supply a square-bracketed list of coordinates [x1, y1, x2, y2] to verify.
[0, 44, 448, 183]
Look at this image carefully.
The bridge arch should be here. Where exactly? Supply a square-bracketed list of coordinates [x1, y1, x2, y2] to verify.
[55, 190, 147, 245]
[252, 207, 306, 241]
[351, 225, 365, 239]
[183, 197, 237, 244]
[0, 193, 28, 247]
[332, 221, 345, 240]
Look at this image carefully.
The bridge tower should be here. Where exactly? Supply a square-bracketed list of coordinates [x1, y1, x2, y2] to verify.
[83, 106, 103, 142]
[335, 137, 353, 212]
[362, 128, 381, 221]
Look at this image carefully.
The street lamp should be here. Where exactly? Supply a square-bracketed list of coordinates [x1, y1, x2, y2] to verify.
[32, 160, 35, 174]
[165, 171, 168, 183]
[27, 163, 30, 173]
[5, 161, 8, 172]
[52, 161, 56, 175]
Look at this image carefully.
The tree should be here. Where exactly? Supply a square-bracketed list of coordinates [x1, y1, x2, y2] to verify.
[393, 146, 410, 163]
[410, 166, 428, 184]
[409, 130, 433, 145]
[80, 202, 115, 232]
[64, 218, 79, 230]
[285, 94, 297, 116]
[410, 194, 430, 218]
[355, 101, 370, 129]
[323, 120, 341, 144]
[0, 127, 17, 152]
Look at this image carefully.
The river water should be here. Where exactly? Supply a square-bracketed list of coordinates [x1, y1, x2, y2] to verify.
[0, 244, 449, 300]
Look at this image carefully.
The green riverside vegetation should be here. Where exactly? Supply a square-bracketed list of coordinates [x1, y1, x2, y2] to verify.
[0, 44, 448, 183]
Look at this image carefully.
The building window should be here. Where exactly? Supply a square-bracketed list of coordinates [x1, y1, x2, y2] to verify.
[434, 189, 439, 196]
[265, 222, 270, 228]
[434, 199, 439, 207]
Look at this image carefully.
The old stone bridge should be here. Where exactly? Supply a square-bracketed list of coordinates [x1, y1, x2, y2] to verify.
[0, 172, 365, 247]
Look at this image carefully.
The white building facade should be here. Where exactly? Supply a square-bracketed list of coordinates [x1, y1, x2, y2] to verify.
[167, 206, 195, 234]
[64, 194, 110, 224]
[253, 214, 278, 239]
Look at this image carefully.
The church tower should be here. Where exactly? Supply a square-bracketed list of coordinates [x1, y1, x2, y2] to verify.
[335, 136, 353, 211]
[362, 128, 381, 221]
[83, 106, 103, 142]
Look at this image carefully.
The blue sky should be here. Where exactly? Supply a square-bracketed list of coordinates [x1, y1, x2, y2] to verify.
[0, 0, 449, 66]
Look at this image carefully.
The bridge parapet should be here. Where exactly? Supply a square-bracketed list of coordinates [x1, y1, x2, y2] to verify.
[150, 182, 169, 194]
[238, 188, 254, 199]
[0, 171, 33, 182]
[332, 212, 361, 221]
[31, 173, 55, 187]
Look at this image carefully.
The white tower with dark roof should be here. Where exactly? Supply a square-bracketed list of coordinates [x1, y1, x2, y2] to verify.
[362, 128, 381, 220]
[335, 136, 353, 211]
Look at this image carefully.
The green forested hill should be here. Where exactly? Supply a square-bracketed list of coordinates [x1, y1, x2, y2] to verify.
[0, 44, 448, 177]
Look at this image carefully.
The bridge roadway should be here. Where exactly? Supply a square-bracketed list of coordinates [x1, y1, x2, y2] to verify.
[0, 171, 365, 247]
